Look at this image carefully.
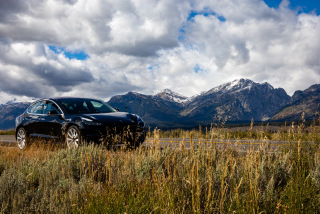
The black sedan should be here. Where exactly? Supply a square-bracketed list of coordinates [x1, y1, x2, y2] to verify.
[15, 97, 146, 149]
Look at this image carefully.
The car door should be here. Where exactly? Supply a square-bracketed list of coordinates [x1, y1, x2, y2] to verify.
[42, 101, 64, 138]
[26, 100, 45, 136]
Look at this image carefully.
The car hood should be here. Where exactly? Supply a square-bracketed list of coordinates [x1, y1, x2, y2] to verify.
[82, 112, 137, 125]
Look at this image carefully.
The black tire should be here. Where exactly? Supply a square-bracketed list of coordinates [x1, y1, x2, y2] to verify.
[65, 125, 81, 148]
[16, 127, 28, 150]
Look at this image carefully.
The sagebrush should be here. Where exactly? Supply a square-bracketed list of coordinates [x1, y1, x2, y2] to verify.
[0, 123, 320, 213]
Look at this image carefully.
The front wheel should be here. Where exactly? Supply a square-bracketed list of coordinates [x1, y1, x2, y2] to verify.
[65, 125, 81, 148]
[126, 139, 144, 150]
[16, 127, 28, 150]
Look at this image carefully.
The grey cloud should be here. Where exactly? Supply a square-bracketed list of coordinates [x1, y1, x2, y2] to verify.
[113, 37, 178, 57]
[232, 42, 250, 64]
[0, 0, 28, 22]
[0, 42, 95, 98]
[33, 63, 94, 89]
[0, 68, 54, 98]
[60, 0, 78, 5]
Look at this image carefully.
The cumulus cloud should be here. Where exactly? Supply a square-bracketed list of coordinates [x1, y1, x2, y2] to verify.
[0, 42, 94, 98]
[0, 0, 189, 56]
[0, 0, 319, 103]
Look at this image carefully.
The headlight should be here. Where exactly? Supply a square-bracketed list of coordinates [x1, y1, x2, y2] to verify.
[15, 116, 21, 128]
[133, 114, 145, 128]
[81, 117, 103, 126]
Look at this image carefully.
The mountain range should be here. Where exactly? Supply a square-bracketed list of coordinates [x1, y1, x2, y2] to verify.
[108, 79, 319, 128]
[0, 102, 31, 130]
[272, 84, 320, 121]
[1, 79, 319, 129]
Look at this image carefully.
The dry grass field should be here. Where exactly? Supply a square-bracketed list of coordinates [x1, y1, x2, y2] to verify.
[1, 121, 320, 213]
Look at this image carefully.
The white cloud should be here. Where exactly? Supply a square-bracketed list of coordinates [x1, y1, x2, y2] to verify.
[0, 0, 319, 103]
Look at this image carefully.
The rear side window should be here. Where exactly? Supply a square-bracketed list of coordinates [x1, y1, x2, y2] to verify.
[28, 101, 44, 114]
[43, 102, 61, 115]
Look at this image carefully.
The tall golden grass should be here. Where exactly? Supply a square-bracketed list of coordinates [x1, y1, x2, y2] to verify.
[0, 121, 320, 213]
[0, 129, 15, 135]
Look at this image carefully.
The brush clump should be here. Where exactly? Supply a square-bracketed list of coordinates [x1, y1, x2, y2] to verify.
[1, 120, 320, 213]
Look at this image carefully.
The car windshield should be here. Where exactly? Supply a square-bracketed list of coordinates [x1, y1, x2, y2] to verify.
[55, 98, 117, 114]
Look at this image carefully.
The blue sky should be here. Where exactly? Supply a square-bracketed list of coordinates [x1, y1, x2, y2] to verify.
[264, 0, 320, 14]
[49, 46, 88, 60]
[187, 10, 226, 22]
[0, 0, 320, 103]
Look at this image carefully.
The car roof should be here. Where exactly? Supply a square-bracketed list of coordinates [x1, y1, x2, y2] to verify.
[28, 97, 101, 105]
[49, 97, 102, 100]
[31, 97, 106, 104]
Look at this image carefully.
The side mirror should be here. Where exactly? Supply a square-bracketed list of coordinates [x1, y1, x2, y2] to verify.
[115, 108, 120, 112]
[47, 110, 61, 116]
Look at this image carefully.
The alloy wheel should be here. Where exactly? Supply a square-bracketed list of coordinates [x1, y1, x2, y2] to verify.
[17, 128, 27, 149]
[66, 126, 80, 148]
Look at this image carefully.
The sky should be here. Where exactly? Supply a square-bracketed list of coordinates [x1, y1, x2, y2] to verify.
[0, 0, 320, 104]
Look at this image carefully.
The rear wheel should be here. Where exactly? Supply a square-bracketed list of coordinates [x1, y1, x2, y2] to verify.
[66, 125, 81, 148]
[16, 127, 28, 150]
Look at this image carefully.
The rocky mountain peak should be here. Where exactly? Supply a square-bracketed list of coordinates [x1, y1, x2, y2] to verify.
[205, 78, 274, 96]
[5, 98, 18, 105]
[272, 83, 320, 121]
[290, 84, 320, 104]
[205, 78, 251, 95]
[155, 89, 189, 103]
[305, 84, 320, 92]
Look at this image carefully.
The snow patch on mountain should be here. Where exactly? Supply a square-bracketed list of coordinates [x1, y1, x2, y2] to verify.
[187, 91, 206, 102]
[155, 89, 189, 103]
[205, 79, 274, 95]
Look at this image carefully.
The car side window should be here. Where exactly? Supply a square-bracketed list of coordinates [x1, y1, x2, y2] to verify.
[81, 102, 90, 113]
[89, 100, 115, 113]
[70, 101, 90, 114]
[44, 102, 61, 115]
[90, 100, 106, 112]
[28, 101, 44, 114]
